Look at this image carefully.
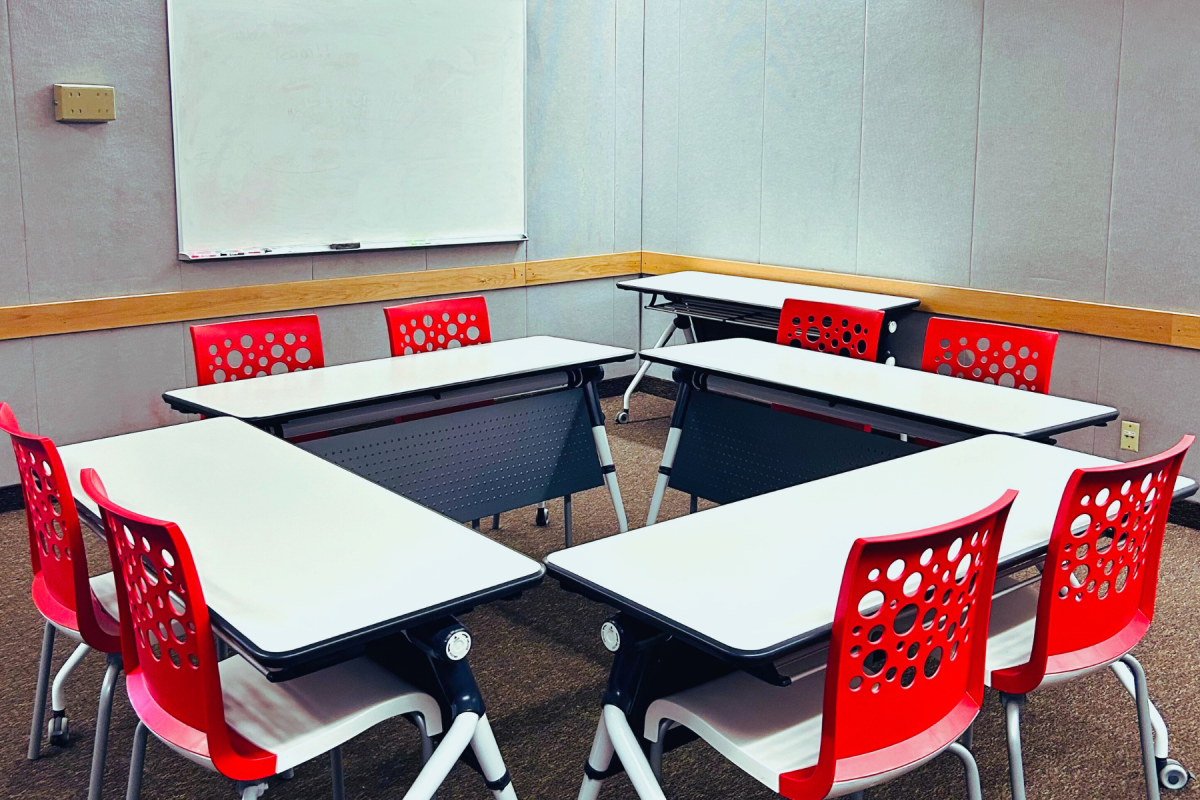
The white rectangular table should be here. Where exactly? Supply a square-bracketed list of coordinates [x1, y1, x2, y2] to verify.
[546, 435, 1196, 795]
[639, 338, 1119, 523]
[164, 336, 637, 543]
[615, 271, 921, 423]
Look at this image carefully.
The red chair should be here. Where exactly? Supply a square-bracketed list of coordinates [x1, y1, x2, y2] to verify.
[0, 403, 122, 800]
[190, 315, 324, 386]
[644, 491, 1017, 800]
[776, 300, 884, 362]
[80, 469, 444, 800]
[921, 318, 1058, 393]
[986, 436, 1193, 799]
[384, 295, 492, 356]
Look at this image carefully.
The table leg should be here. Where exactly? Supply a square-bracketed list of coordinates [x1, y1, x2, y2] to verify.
[564, 494, 573, 548]
[646, 378, 693, 526]
[619, 319, 680, 425]
[583, 375, 629, 533]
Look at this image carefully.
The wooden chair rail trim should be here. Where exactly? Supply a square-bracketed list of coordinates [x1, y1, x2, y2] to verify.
[0, 249, 1196, 350]
[642, 252, 1200, 350]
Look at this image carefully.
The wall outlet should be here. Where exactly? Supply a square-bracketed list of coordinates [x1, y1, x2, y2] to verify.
[53, 84, 116, 122]
[1121, 420, 1141, 453]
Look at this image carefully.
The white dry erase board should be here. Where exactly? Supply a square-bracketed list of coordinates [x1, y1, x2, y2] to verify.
[166, 0, 526, 261]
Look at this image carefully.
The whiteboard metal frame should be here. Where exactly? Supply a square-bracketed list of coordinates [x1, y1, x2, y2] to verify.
[165, 0, 529, 262]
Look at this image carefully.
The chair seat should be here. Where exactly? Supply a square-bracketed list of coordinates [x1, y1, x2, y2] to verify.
[140, 656, 444, 775]
[986, 581, 1119, 690]
[646, 668, 824, 792]
[31, 571, 121, 643]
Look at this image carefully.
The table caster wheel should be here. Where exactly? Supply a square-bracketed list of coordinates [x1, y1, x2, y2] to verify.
[535, 507, 550, 527]
[615, 410, 630, 424]
[48, 711, 69, 746]
[1158, 757, 1191, 791]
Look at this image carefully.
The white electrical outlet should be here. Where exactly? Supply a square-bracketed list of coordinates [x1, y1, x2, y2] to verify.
[1121, 420, 1141, 453]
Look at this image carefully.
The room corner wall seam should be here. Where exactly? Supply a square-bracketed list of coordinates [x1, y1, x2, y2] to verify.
[966, 0, 987, 289]
[5, 0, 31, 306]
[1101, 0, 1128, 306]
[852, 0, 869, 275]
[755, 0, 768, 265]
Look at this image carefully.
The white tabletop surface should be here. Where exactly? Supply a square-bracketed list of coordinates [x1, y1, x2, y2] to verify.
[546, 435, 1195, 658]
[164, 336, 634, 421]
[59, 418, 543, 659]
[618, 271, 920, 312]
[643, 338, 1116, 438]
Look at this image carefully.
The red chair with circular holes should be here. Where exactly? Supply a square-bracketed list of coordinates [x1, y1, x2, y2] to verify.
[985, 436, 1193, 800]
[776, 299, 884, 362]
[190, 315, 324, 386]
[383, 296, 491, 356]
[643, 491, 1017, 800]
[0, 403, 123, 800]
[921, 318, 1058, 393]
[80, 469, 444, 800]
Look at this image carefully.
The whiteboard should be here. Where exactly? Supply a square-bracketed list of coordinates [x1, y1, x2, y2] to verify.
[166, 0, 526, 261]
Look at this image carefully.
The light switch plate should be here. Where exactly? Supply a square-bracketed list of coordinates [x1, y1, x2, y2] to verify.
[1121, 420, 1141, 453]
[53, 84, 115, 122]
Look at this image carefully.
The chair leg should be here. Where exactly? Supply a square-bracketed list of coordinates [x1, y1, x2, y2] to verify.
[28, 622, 55, 760]
[649, 719, 670, 782]
[126, 722, 148, 800]
[1121, 655, 1163, 800]
[330, 746, 345, 800]
[470, 714, 517, 800]
[48, 641, 91, 746]
[849, 793, 864, 800]
[1113, 660, 1170, 760]
[407, 713, 436, 800]
[1001, 693, 1028, 800]
[403, 711, 479, 800]
[579, 713, 615, 800]
[88, 654, 122, 800]
[948, 742, 983, 800]
[959, 721, 974, 751]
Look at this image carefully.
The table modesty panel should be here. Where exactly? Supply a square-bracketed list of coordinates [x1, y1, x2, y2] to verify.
[163, 336, 635, 423]
[644, 338, 1117, 440]
[546, 435, 1196, 662]
[58, 418, 544, 667]
[618, 272, 920, 313]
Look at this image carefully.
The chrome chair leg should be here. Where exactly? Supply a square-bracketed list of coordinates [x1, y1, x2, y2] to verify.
[1001, 693, 1027, 800]
[88, 654, 122, 800]
[1122, 655, 1163, 800]
[50, 642, 92, 745]
[28, 622, 55, 759]
[330, 746, 345, 800]
[650, 719, 670, 782]
[126, 721, 149, 800]
[948, 741, 983, 800]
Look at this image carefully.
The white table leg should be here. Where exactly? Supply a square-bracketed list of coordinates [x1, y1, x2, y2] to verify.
[578, 713, 615, 800]
[619, 320, 679, 424]
[602, 705, 667, 800]
[470, 713, 518, 800]
[402, 712, 479, 800]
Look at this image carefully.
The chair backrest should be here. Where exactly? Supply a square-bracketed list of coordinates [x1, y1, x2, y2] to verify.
[0, 403, 118, 651]
[81, 469, 274, 778]
[384, 296, 491, 357]
[781, 491, 1015, 798]
[992, 436, 1193, 695]
[776, 300, 884, 362]
[190, 315, 324, 386]
[921, 317, 1058, 393]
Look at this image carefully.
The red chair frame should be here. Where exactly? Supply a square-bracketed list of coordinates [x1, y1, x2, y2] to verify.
[82, 469, 277, 781]
[384, 296, 492, 357]
[780, 491, 1016, 800]
[777, 300, 884, 362]
[991, 436, 1192, 696]
[190, 315, 324, 386]
[921, 318, 1058, 393]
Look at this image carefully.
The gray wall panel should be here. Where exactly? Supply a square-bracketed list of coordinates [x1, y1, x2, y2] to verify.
[759, 0, 864, 273]
[0, 340, 38, 485]
[0, 0, 29, 307]
[641, 0, 681, 254]
[969, 0, 1123, 302]
[857, 0, 982, 285]
[1106, 0, 1200, 313]
[526, 0, 617, 260]
[675, 0, 766, 262]
[615, 0, 645, 254]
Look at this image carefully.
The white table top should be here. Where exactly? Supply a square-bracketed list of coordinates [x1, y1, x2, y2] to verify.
[618, 271, 920, 313]
[59, 418, 543, 662]
[546, 435, 1196, 659]
[643, 338, 1116, 439]
[164, 336, 634, 422]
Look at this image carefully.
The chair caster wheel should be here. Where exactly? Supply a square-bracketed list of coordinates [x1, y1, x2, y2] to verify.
[615, 410, 630, 424]
[48, 711, 69, 746]
[535, 507, 550, 527]
[1158, 757, 1191, 791]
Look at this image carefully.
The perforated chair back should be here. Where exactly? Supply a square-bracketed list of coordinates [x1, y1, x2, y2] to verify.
[991, 437, 1192, 695]
[190, 315, 324, 386]
[81, 469, 275, 779]
[781, 491, 1016, 798]
[384, 296, 492, 357]
[922, 317, 1058, 393]
[0, 403, 118, 651]
[776, 300, 884, 362]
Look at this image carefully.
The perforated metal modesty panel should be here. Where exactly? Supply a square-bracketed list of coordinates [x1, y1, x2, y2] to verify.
[300, 389, 603, 522]
[669, 390, 922, 505]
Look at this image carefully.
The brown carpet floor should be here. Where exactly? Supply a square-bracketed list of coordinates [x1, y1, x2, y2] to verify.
[0, 394, 1196, 800]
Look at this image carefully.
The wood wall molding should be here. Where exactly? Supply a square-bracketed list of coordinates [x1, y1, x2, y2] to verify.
[0, 249, 1198, 350]
[642, 252, 1200, 350]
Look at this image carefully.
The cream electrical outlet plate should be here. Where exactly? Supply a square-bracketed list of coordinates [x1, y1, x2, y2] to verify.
[53, 84, 116, 122]
[1121, 420, 1141, 453]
